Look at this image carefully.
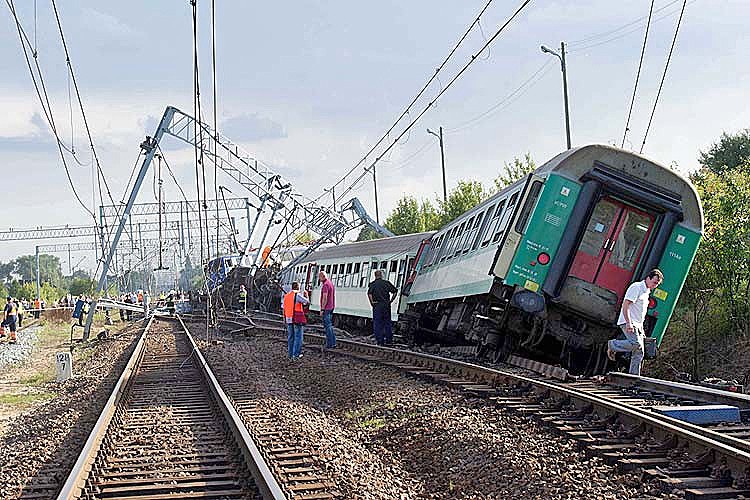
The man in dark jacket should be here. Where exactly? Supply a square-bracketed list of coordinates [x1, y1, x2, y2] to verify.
[367, 270, 398, 345]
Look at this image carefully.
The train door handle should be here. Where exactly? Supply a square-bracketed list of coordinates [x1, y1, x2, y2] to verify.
[602, 238, 611, 251]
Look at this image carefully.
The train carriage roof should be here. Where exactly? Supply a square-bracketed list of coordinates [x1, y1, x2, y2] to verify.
[538, 144, 704, 232]
[298, 231, 434, 264]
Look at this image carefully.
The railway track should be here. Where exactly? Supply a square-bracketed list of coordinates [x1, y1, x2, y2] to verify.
[235, 311, 750, 499]
[57, 316, 284, 500]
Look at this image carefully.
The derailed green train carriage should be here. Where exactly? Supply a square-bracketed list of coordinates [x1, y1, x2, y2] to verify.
[404, 144, 703, 375]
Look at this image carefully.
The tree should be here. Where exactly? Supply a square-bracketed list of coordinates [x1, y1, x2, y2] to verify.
[291, 231, 314, 244]
[69, 277, 95, 297]
[689, 165, 750, 337]
[439, 180, 490, 226]
[0, 254, 63, 287]
[385, 196, 421, 235]
[494, 153, 536, 191]
[356, 226, 383, 241]
[699, 129, 750, 175]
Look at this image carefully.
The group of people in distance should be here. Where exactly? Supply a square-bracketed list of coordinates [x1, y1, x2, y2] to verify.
[280, 269, 398, 360]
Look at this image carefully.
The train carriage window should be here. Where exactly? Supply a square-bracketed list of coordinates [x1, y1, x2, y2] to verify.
[389, 260, 398, 273]
[360, 261, 369, 287]
[452, 221, 467, 258]
[325, 264, 331, 274]
[345, 263, 353, 287]
[494, 192, 519, 242]
[337, 264, 345, 287]
[353, 262, 360, 276]
[481, 201, 505, 247]
[440, 227, 457, 262]
[472, 207, 491, 250]
[461, 216, 477, 253]
[514, 181, 544, 234]
[427, 235, 443, 266]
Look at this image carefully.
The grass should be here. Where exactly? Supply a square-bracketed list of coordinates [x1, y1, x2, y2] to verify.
[0, 391, 54, 407]
[19, 370, 55, 387]
[359, 417, 386, 430]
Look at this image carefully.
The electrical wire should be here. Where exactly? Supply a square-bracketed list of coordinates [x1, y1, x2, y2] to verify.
[6, 0, 95, 221]
[568, 0, 681, 46]
[640, 0, 688, 153]
[622, 0, 655, 149]
[568, 0, 696, 53]
[315, 0, 499, 204]
[446, 59, 553, 134]
[333, 0, 534, 205]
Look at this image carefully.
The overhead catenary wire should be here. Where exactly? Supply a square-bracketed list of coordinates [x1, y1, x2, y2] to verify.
[446, 58, 553, 134]
[333, 0, 534, 205]
[315, 0, 499, 205]
[568, 0, 682, 47]
[567, 0, 697, 53]
[621, 0, 655, 149]
[6, 0, 95, 221]
[640, 0, 688, 153]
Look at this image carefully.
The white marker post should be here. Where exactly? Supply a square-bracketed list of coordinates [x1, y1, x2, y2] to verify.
[55, 352, 73, 382]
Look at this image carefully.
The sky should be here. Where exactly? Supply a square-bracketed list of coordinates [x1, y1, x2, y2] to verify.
[1, 0, 749, 274]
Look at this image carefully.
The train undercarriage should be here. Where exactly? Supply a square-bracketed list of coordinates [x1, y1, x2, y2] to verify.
[399, 286, 637, 376]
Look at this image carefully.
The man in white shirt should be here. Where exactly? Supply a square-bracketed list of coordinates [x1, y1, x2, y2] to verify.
[607, 269, 664, 375]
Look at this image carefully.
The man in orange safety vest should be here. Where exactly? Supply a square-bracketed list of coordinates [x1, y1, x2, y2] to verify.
[283, 282, 309, 360]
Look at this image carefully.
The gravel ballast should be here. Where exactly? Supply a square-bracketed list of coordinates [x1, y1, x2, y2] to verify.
[201, 331, 671, 499]
[0, 325, 41, 370]
[0, 322, 142, 499]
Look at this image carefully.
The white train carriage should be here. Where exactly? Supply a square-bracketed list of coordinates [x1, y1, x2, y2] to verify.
[287, 232, 433, 325]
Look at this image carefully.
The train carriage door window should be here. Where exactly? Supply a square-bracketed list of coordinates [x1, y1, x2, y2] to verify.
[397, 258, 407, 287]
[598, 207, 654, 298]
[389, 260, 398, 274]
[514, 181, 544, 234]
[569, 197, 655, 300]
[569, 199, 620, 283]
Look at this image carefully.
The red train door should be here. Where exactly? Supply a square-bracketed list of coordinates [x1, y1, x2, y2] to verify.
[569, 197, 654, 301]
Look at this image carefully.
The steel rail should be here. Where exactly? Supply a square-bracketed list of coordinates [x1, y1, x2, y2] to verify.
[242, 319, 750, 482]
[56, 315, 152, 500]
[57, 315, 285, 500]
[177, 314, 286, 500]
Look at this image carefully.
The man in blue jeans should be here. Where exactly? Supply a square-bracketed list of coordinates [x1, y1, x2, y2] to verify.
[318, 271, 336, 348]
[367, 270, 398, 345]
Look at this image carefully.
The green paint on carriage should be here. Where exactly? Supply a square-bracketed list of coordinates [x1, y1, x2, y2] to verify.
[504, 174, 582, 291]
[648, 225, 701, 345]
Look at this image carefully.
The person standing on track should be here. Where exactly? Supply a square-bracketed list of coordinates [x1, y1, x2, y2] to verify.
[4, 296, 18, 343]
[367, 270, 398, 346]
[283, 282, 309, 360]
[16, 299, 24, 328]
[607, 269, 664, 375]
[318, 271, 336, 349]
[238, 284, 248, 314]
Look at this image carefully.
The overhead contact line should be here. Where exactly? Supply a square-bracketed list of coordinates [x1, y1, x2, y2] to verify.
[333, 0, 535, 205]
[622, 0, 656, 149]
[640, 0, 688, 153]
[316, 0, 498, 205]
